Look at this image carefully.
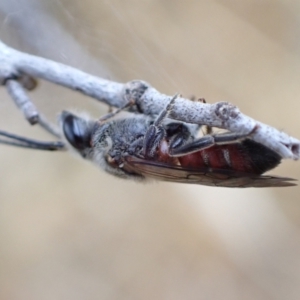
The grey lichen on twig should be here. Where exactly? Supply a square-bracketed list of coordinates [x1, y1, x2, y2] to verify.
[0, 39, 299, 160]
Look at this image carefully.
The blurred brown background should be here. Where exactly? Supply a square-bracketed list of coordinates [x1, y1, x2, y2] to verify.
[0, 1, 300, 299]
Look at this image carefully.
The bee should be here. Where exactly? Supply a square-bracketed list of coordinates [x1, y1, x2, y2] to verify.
[59, 96, 296, 188]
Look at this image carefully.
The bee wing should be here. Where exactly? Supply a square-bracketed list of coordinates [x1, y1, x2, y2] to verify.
[124, 157, 297, 188]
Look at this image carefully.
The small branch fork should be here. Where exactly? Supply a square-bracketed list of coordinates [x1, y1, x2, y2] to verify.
[0, 40, 299, 159]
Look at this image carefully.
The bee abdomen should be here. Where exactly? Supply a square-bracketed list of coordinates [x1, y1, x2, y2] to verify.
[178, 139, 281, 175]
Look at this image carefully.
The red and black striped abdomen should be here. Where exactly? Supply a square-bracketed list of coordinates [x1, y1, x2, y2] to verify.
[178, 139, 282, 175]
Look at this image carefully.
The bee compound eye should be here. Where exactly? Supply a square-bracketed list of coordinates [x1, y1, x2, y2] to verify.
[62, 113, 92, 150]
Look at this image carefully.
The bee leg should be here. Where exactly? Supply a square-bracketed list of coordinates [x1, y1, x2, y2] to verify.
[142, 94, 179, 158]
[142, 126, 166, 158]
[166, 123, 194, 149]
[152, 94, 179, 126]
[98, 100, 135, 123]
[169, 130, 257, 157]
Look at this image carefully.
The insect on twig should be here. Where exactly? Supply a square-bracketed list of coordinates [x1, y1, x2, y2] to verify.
[0, 40, 298, 187]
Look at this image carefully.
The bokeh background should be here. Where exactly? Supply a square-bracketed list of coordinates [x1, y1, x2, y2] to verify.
[0, 1, 300, 299]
